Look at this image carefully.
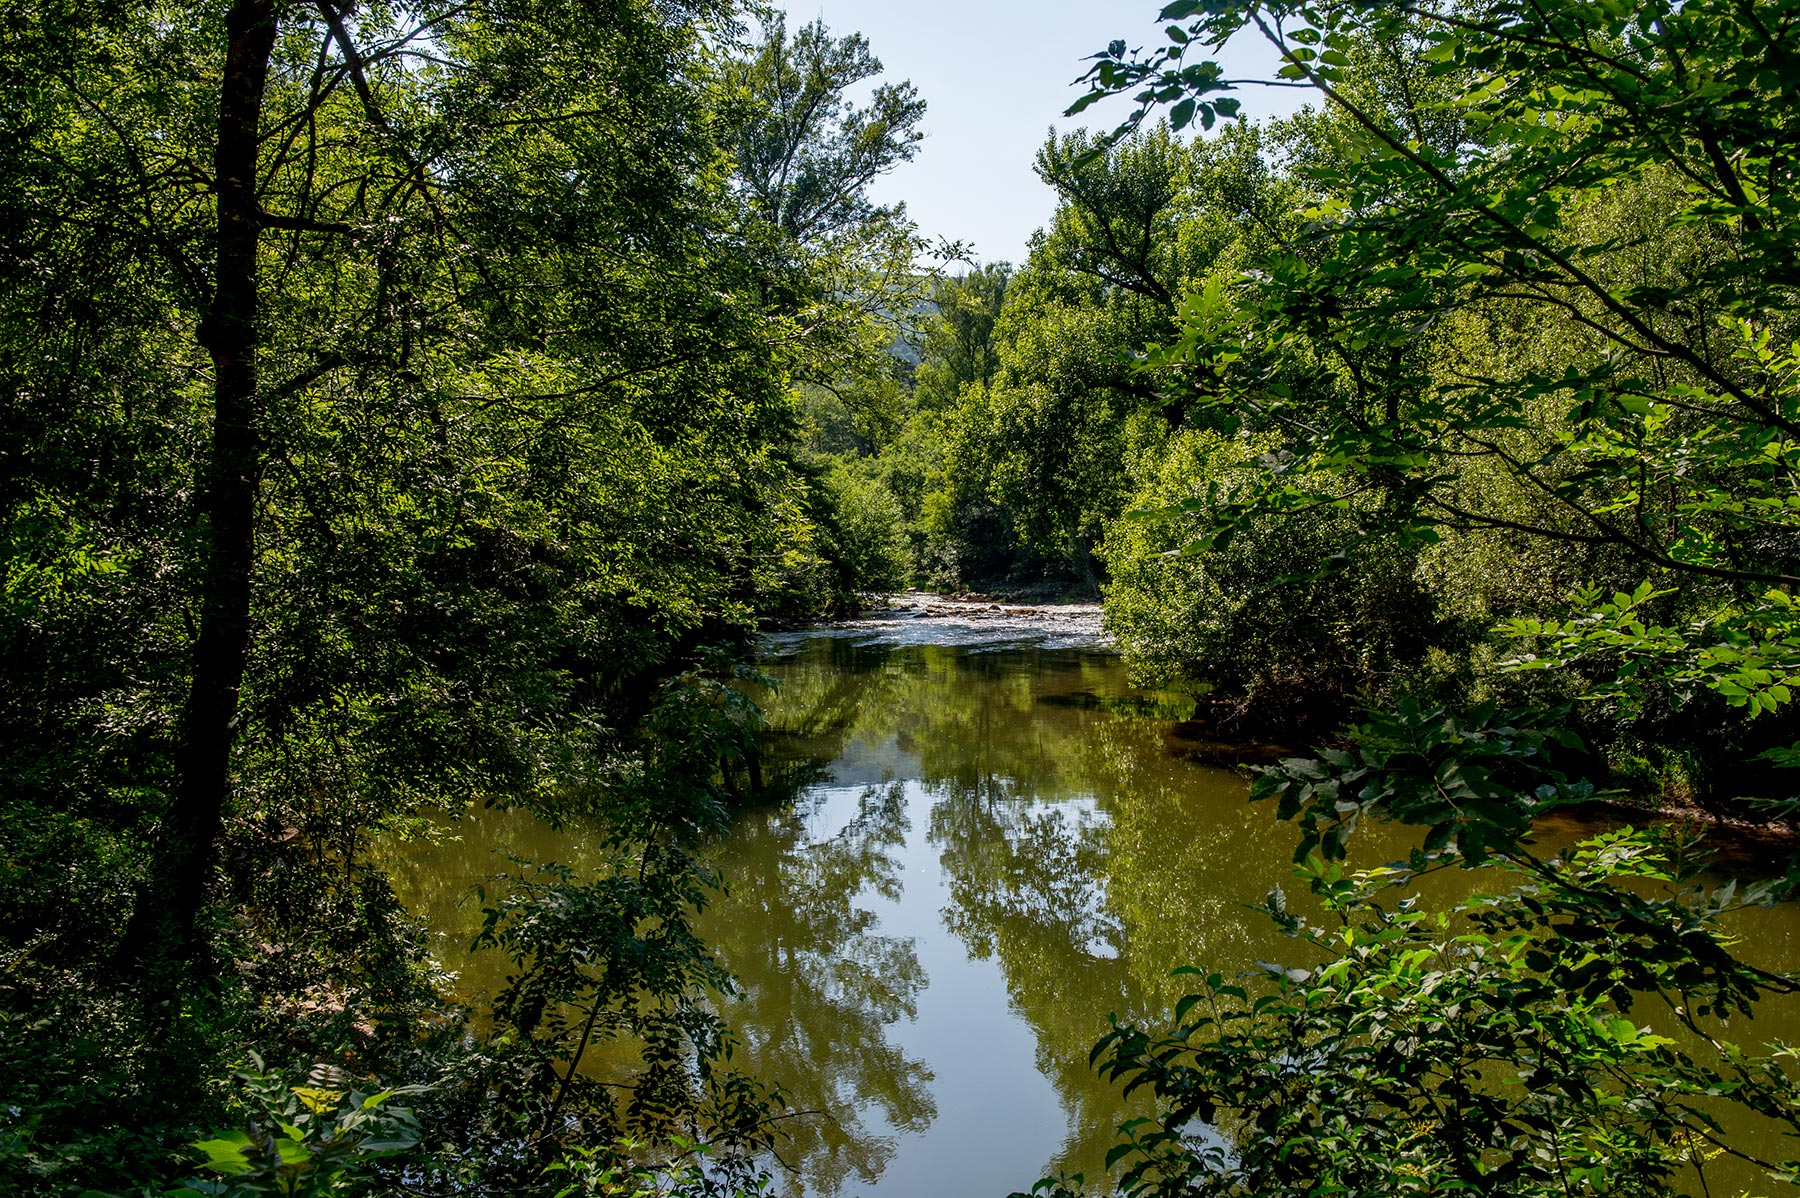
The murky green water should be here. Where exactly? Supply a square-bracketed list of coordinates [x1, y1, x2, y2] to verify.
[389, 631, 1800, 1197]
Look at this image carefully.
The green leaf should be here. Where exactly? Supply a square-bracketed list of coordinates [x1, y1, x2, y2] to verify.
[193, 1135, 254, 1177]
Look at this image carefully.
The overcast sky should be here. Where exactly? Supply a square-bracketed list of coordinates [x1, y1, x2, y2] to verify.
[805, 1, 1315, 266]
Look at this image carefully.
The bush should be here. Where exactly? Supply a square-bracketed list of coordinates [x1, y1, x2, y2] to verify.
[1102, 429, 1440, 738]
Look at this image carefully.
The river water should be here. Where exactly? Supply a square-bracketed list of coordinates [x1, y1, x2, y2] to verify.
[389, 599, 1800, 1197]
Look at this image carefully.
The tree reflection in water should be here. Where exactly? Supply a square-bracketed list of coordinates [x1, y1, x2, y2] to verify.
[745, 637, 1362, 1194]
[929, 786, 1139, 1177]
[392, 636, 1384, 1197]
[702, 782, 934, 1197]
[921, 711, 1292, 1182]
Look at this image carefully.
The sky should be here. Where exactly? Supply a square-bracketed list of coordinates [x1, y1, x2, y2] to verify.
[806, 0, 1315, 266]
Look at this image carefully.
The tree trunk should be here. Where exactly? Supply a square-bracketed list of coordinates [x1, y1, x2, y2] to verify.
[122, 0, 276, 990]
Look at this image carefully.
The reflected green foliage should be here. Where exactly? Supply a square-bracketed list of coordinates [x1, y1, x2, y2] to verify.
[755, 641, 1396, 1187]
[930, 791, 1147, 1180]
[398, 639, 1348, 1193]
[921, 701, 1343, 1182]
[704, 785, 935, 1195]
[1037, 833, 1800, 1198]
[376, 635, 1800, 1198]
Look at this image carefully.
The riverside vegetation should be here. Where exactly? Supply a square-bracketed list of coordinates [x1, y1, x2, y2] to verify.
[5, 0, 1800, 1195]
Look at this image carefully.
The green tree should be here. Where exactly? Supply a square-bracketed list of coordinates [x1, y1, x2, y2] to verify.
[1102, 427, 1438, 736]
[724, 15, 924, 245]
[1081, 0, 1800, 734]
[719, 13, 939, 606]
[0, 1, 865, 1190]
[1048, 0, 1800, 1192]
[915, 263, 1013, 412]
[931, 123, 1289, 592]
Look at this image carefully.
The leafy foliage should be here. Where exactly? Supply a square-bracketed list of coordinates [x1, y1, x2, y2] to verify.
[1255, 698, 1596, 863]
[0, 1, 922, 1192]
[1077, 0, 1800, 721]
[1103, 427, 1441, 736]
[170, 1056, 423, 1198]
[1032, 0, 1800, 1194]
[725, 15, 924, 245]
[1041, 831, 1800, 1198]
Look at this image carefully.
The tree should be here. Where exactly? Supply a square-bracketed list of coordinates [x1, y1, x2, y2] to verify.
[1044, 0, 1800, 1191]
[1050, 826, 1800, 1198]
[1, 0, 840, 1187]
[915, 263, 1013, 411]
[724, 15, 925, 246]
[1080, 0, 1800, 728]
[932, 124, 1288, 591]
[712, 13, 943, 605]
[69, 0, 803, 994]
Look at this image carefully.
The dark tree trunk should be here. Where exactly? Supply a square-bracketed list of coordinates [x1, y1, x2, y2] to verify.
[122, 0, 276, 990]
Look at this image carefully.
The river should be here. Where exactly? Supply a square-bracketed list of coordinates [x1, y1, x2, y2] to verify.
[389, 596, 1800, 1197]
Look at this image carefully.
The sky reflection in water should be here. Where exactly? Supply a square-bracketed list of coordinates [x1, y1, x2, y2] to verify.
[714, 637, 1330, 1196]
[388, 618, 1800, 1198]
[393, 626, 1381, 1196]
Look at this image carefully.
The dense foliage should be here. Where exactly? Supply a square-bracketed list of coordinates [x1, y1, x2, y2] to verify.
[1, 1, 920, 1192]
[1083, 0, 1800, 757]
[828, 124, 1294, 598]
[15, 0, 1800, 1193]
[1005, 0, 1800, 1195]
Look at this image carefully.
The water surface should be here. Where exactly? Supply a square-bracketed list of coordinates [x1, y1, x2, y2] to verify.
[391, 622, 1800, 1197]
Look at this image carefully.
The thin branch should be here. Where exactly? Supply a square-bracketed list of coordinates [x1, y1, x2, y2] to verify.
[1245, 13, 1800, 442]
[255, 208, 351, 234]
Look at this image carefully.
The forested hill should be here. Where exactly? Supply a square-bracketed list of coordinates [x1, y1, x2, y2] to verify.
[8, 0, 1800, 1195]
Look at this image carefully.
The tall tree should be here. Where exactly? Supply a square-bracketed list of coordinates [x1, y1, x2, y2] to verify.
[931, 124, 1285, 587]
[122, 0, 277, 990]
[914, 263, 1013, 410]
[6, 0, 810, 998]
[725, 15, 925, 245]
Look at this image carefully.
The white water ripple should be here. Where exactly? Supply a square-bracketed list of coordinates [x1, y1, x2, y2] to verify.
[762, 590, 1109, 653]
